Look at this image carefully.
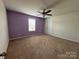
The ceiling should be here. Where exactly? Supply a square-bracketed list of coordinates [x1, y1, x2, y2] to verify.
[3, 0, 79, 17]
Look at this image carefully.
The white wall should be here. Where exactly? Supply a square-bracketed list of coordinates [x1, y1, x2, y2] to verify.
[45, 0, 79, 42]
[0, 0, 9, 59]
[45, 12, 79, 42]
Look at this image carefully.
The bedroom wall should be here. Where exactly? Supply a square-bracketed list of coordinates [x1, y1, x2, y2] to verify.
[7, 10, 45, 39]
[0, 0, 9, 59]
[45, 12, 79, 42]
[45, 0, 79, 42]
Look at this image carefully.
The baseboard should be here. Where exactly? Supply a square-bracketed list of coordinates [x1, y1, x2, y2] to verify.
[46, 33, 79, 43]
[10, 34, 45, 40]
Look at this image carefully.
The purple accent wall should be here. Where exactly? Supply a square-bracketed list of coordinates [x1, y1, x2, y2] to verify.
[7, 10, 45, 39]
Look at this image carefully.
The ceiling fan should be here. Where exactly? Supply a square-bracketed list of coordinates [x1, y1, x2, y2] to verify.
[38, 0, 63, 18]
[38, 9, 52, 18]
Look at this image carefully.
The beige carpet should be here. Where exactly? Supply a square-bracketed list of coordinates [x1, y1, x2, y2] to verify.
[5, 35, 79, 59]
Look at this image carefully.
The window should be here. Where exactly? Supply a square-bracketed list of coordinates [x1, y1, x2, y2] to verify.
[28, 18, 36, 32]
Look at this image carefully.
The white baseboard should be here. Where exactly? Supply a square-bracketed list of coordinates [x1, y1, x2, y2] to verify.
[47, 33, 79, 43]
[10, 34, 44, 40]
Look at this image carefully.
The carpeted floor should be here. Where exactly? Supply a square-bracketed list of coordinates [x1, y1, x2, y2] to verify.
[5, 35, 79, 59]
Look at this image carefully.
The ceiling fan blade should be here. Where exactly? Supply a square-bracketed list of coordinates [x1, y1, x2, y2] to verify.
[37, 11, 42, 13]
[38, 9, 46, 14]
[45, 10, 51, 13]
[46, 14, 52, 16]
[43, 9, 46, 12]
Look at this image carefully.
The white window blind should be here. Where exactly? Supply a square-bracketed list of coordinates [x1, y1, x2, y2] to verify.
[28, 18, 36, 32]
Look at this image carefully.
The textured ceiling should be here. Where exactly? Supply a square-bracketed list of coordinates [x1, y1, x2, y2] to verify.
[3, 0, 79, 17]
[3, 0, 59, 17]
[51, 0, 79, 16]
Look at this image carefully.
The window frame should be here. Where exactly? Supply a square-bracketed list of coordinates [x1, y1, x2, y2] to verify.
[28, 18, 36, 32]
